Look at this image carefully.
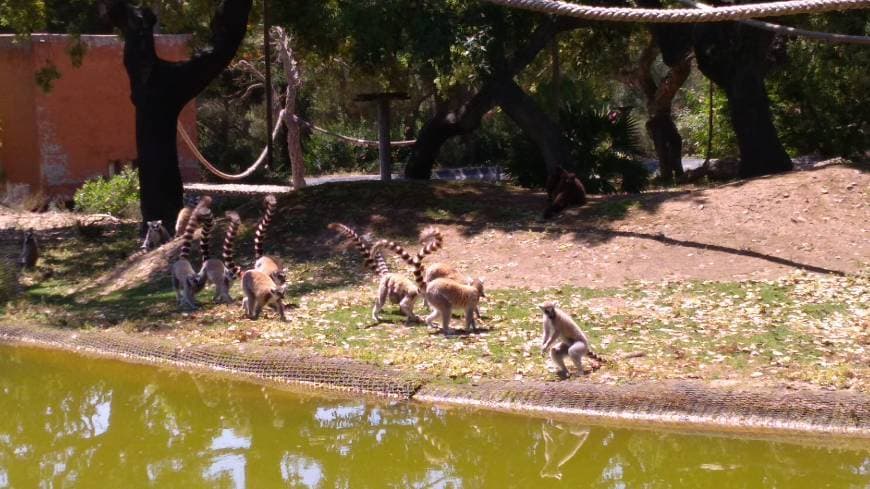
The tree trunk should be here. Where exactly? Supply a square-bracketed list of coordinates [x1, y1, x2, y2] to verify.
[104, 0, 253, 228]
[494, 79, 573, 175]
[405, 86, 499, 179]
[693, 21, 792, 178]
[646, 114, 684, 180]
[273, 27, 307, 189]
[405, 17, 579, 180]
[631, 30, 691, 182]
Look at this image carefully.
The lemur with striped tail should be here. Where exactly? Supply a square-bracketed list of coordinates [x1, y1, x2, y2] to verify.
[141, 220, 171, 251]
[329, 223, 420, 325]
[253, 194, 287, 285]
[375, 227, 485, 335]
[538, 301, 607, 379]
[241, 269, 288, 321]
[171, 198, 212, 310]
[197, 211, 241, 304]
[369, 227, 451, 327]
[414, 228, 484, 319]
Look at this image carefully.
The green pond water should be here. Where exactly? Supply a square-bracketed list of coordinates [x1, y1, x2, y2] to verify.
[0, 345, 867, 488]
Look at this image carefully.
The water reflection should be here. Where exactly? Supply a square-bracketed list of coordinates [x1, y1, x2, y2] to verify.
[540, 421, 590, 480]
[1, 345, 868, 488]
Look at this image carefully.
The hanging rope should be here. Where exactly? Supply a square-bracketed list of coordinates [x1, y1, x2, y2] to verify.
[676, 0, 870, 44]
[480, 0, 870, 23]
[177, 109, 415, 181]
[177, 109, 285, 181]
[292, 115, 417, 148]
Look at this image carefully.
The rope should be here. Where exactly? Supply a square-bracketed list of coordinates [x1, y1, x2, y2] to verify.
[292, 115, 417, 148]
[480, 0, 870, 23]
[178, 111, 416, 181]
[177, 109, 285, 181]
[677, 0, 870, 44]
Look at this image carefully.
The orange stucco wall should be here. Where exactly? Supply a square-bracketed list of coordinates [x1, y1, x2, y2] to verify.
[0, 34, 199, 199]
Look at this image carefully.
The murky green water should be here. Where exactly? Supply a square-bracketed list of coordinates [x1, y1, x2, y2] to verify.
[1, 345, 867, 488]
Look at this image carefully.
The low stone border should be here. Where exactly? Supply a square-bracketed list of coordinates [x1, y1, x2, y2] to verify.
[1, 322, 867, 438]
[416, 380, 869, 438]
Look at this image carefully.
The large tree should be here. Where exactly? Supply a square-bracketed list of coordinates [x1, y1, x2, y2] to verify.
[693, 20, 792, 177]
[102, 0, 253, 228]
[404, 15, 581, 180]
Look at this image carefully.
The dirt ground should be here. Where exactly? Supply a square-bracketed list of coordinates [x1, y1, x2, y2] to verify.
[394, 164, 867, 289]
[0, 163, 866, 290]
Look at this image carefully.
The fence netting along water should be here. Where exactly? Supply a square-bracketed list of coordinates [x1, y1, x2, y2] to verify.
[0, 323, 867, 437]
[0, 323, 424, 398]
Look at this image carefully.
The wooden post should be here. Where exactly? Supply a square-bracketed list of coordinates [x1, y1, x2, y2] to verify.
[377, 99, 392, 181]
[354, 92, 409, 182]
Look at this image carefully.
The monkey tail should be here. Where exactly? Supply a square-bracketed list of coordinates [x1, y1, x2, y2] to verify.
[254, 194, 277, 260]
[372, 239, 425, 289]
[329, 223, 388, 277]
[180, 207, 211, 261]
[586, 349, 609, 364]
[223, 211, 242, 277]
[199, 211, 214, 261]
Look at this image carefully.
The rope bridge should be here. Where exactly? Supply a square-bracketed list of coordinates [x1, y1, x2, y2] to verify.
[481, 0, 870, 23]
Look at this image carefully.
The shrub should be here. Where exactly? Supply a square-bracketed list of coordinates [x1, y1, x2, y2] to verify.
[500, 103, 650, 194]
[74, 168, 140, 218]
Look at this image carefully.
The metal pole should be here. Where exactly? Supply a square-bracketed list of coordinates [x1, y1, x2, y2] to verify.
[377, 99, 392, 182]
[263, 0, 274, 169]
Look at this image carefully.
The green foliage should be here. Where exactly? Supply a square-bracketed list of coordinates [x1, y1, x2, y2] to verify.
[73, 168, 140, 218]
[304, 132, 379, 175]
[676, 74, 738, 157]
[34, 61, 61, 93]
[498, 97, 649, 194]
[767, 30, 870, 158]
[561, 103, 648, 194]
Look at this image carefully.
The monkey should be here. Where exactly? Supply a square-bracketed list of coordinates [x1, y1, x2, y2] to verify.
[175, 201, 196, 238]
[253, 194, 287, 285]
[241, 269, 287, 321]
[423, 277, 486, 335]
[196, 211, 241, 304]
[373, 228, 485, 335]
[544, 166, 587, 219]
[141, 220, 171, 251]
[171, 205, 211, 310]
[19, 228, 39, 270]
[415, 228, 484, 319]
[329, 223, 420, 325]
[539, 301, 607, 379]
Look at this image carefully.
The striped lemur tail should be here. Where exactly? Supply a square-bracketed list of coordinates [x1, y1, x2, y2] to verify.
[223, 211, 242, 277]
[199, 209, 215, 261]
[328, 223, 389, 277]
[254, 194, 278, 260]
[371, 227, 443, 289]
[587, 350, 608, 364]
[179, 201, 212, 261]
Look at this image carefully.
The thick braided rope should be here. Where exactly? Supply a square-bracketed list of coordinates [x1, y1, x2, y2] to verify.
[292, 115, 417, 148]
[177, 109, 285, 181]
[482, 0, 870, 23]
[676, 0, 870, 44]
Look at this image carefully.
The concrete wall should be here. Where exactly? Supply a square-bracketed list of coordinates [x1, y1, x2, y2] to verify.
[0, 34, 199, 199]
